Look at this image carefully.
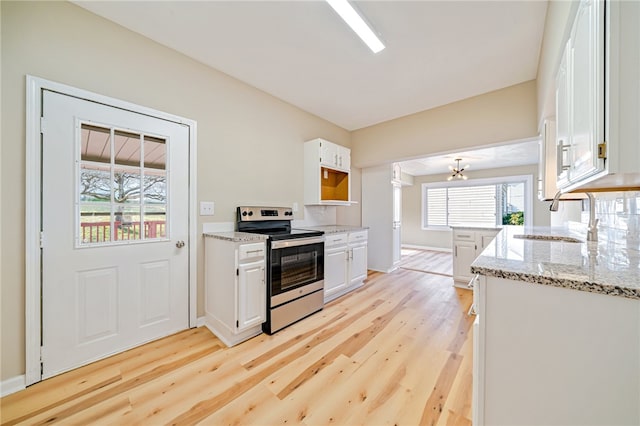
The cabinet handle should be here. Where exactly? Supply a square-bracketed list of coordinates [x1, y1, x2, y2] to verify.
[455, 247, 457, 257]
[557, 140, 571, 172]
[246, 249, 263, 255]
[335, 154, 338, 165]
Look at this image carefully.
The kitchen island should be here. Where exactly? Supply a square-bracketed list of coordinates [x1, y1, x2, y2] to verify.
[470, 225, 640, 425]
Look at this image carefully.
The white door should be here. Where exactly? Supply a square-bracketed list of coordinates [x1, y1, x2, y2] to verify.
[237, 259, 266, 331]
[41, 90, 190, 378]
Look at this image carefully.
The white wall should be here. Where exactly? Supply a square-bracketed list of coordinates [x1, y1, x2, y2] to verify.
[0, 1, 355, 382]
[402, 164, 551, 250]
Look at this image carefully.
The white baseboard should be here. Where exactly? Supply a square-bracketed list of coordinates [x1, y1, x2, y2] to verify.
[402, 244, 452, 253]
[196, 316, 206, 328]
[1, 375, 26, 397]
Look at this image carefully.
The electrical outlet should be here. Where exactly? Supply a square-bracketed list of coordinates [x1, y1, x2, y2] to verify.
[200, 201, 215, 216]
[292, 202, 299, 212]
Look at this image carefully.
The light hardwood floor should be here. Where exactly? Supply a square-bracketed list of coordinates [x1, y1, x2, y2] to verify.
[1, 250, 473, 426]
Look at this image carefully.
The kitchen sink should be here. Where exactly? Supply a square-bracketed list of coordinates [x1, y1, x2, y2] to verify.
[513, 234, 583, 243]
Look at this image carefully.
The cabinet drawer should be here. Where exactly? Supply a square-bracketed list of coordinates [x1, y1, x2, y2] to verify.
[453, 230, 475, 242]
[325, 233, 348, 247]
[238, 243, 265, 261]
[348, 231, 368, 243]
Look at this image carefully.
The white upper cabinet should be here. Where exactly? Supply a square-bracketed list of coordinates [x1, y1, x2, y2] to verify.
[304, 138, 352, 205]
[568, 0, 603, 183]
[539, 118, 585, 201]
[556, 0, 640, 192]
[318, 138, 350, 172]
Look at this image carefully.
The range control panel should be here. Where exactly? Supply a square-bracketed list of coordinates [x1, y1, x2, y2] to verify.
[237, 206, 294, 221]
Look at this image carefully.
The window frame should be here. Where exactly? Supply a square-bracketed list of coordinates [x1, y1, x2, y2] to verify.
[421, 174, 533, 229]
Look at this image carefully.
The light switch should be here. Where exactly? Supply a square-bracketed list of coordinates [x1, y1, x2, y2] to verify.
[292, 202, 299, 212]
[200, 201, 215, 216]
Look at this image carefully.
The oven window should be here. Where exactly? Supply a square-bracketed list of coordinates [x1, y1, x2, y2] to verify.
[281, 252, 317, 290]
[271, 242, 324, 296]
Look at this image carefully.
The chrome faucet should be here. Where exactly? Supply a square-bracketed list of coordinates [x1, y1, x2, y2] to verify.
[550, 191, 598, 241]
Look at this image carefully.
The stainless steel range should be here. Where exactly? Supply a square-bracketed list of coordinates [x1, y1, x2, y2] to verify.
[236, 206, 324, 334]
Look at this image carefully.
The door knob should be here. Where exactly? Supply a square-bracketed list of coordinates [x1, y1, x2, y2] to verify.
[176, 240, 185, 248]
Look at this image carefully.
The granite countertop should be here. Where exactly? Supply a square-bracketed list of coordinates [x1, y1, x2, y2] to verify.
[203, 232, 268, 243]
[294, 225, 369, 234]
[470, 225, 640, 300]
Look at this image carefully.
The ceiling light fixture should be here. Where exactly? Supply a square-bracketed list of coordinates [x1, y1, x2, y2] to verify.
[326, 0, 385, 54]
[448, 158, 469, 181]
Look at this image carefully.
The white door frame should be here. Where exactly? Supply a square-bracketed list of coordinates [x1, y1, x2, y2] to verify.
[25, 75, 198, 386]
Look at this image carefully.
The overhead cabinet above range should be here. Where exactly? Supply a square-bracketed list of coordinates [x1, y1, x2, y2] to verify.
[304, 138, 353, 205]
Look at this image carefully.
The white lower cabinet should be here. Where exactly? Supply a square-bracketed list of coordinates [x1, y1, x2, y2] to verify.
[452, 228, 499, 287]
[323, 230, 368, 303]
[349, 231, 368, 286]
[473, 275, 640, 425]
[204, 237, 266, 347]
[324, 234, 349, 301]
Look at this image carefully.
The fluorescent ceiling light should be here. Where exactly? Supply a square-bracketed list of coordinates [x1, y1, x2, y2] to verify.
[326, 0, 385, 53]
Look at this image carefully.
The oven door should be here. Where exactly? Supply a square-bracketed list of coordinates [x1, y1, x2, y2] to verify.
[270, 237, 324, 301]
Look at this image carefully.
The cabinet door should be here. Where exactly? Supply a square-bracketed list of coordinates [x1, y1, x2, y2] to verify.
[320, 141, 338, 168]
[569, 0, 604, 182]
[453, 241, 476, 283]
[237, 259, 265, 331]
[477, 231, 498, 253]
[349, 244, 368, 284]
[337, 145, 351, 171]
[556, 45, 571, 187]
[325, 247, 348, 297]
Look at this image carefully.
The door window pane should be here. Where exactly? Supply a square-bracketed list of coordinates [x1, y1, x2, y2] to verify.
[144, 205, 166, 239]
[80, 206, 112, 244]
[81, 125, 110, 163]
[144, 136, 166, 170]
[143, 170, 166, 204]
[115, 205, 141, 241]
[113, 167, 141, 204]
[114, 130, 141, 167]
[80, 163, 111, 202]
[78, 123, 168, 246]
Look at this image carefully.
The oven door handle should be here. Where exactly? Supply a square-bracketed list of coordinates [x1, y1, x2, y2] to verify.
[271, 236, 325, 249]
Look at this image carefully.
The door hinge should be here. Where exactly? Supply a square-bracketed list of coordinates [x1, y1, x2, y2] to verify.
[40, 117, 46, 134]
[40, 231, 44, 249]
[598, 142, 607, 159]
[236, 268, 239, 276]
[236, 320, 239, 328]
[40, 346, 44, 362]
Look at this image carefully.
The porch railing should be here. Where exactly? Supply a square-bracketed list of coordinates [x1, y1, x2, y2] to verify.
[80, 220, 166, 243]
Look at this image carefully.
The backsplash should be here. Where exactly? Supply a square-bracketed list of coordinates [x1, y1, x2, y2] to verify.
[586, 191, 640, 243]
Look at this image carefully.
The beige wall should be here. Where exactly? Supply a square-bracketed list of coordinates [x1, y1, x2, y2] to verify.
[350, 80, 539, 168]
[402, 164, 552, 250]
[0, 1, 354, 381]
